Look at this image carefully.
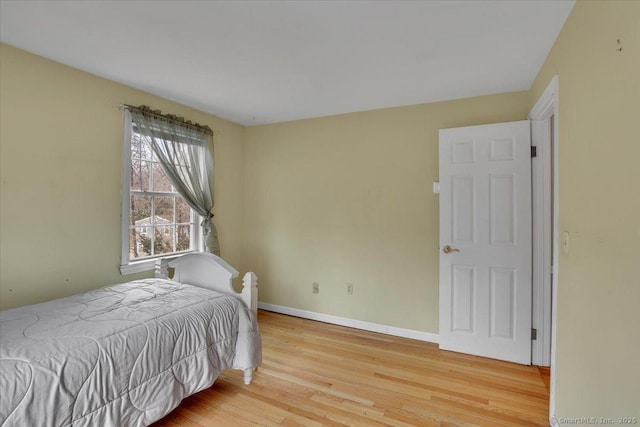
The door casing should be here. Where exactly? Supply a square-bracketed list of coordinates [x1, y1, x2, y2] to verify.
[529, 75, 560, 423]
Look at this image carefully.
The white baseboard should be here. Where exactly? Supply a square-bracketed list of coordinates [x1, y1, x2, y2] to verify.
[258, 302, 439, 344]
[549, 415, 559, 427]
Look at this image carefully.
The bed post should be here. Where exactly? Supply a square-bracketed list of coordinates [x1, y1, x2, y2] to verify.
[242, 272, 258, 385]
[241, 272, 258, 317]
[155, 258, 170, 279]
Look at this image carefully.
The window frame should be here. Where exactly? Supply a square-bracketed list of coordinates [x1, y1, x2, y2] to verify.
[119, 110, 203, 275]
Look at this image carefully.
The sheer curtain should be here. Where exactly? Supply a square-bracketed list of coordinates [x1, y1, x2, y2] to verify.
[129, 109, 219, 255]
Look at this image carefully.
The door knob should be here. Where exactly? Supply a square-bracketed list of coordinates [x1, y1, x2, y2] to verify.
[443, 245, 460, 254]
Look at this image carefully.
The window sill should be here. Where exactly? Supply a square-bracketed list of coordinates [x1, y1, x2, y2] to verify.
[120, 251, 200, 276]
[119, 259, 158, 275]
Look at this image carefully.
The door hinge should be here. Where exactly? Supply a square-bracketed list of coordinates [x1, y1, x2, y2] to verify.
[531, 328, 538, 340]
[531, 146, 538, 158]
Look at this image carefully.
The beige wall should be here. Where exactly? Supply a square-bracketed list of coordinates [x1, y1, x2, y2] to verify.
[3, 1, 639, 419]
[529, 1, 640, 420]
[0, 44, 245, 309]
[244, 93, 528, 332]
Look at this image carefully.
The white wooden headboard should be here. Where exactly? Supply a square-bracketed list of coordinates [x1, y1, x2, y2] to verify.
[154, 252, 257, 316]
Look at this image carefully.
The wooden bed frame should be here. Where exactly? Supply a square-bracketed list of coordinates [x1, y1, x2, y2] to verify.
[154, 252, 259, 384]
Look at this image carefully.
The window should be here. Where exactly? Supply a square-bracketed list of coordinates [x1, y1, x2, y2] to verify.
[120, 111, 202, 274]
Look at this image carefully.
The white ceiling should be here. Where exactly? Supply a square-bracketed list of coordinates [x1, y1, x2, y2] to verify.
[0, 1, 574, 126]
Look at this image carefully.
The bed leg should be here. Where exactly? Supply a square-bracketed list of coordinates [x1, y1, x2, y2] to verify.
[243, 368, 253, 385]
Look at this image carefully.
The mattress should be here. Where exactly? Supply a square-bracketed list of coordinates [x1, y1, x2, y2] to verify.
[0, 279, 262, 427]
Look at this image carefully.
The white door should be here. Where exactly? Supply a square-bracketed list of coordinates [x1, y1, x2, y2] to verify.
[439, 121, 532, 364]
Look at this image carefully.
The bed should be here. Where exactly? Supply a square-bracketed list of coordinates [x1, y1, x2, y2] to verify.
[0, 252, 261, 427]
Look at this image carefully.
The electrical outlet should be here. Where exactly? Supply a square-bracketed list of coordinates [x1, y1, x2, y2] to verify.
[313, 282, 319, 294]
[347, 283, 353, 295]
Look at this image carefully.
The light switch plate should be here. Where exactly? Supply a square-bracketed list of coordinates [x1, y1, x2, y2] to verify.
[433, 182, 440, 194]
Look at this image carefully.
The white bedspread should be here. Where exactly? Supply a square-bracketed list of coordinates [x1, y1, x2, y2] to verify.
[0, 279, 261, 427]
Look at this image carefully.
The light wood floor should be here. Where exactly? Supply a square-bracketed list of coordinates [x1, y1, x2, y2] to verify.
[152, 310, 550, 426]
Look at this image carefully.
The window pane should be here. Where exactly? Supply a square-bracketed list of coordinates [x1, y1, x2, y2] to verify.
[140, 137, 154, 160]
[155, 196, 175, 223]
[154, 226, 175, 255]
[140, 160, 151, 191]
[129, 229, 137, 259]
[130, 195, 152, 225]
[176, 198, 191, 223]
[177, 225, 191, 251]
[151, 162, 172, 192]
[130, 158, 142, 191]
[131, 133, 142, 161]
[130, 133, 142, 190]
[131, 227, 152, 259]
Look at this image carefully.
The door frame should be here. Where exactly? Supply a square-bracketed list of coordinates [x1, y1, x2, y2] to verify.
[528, 75, 559, 421]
